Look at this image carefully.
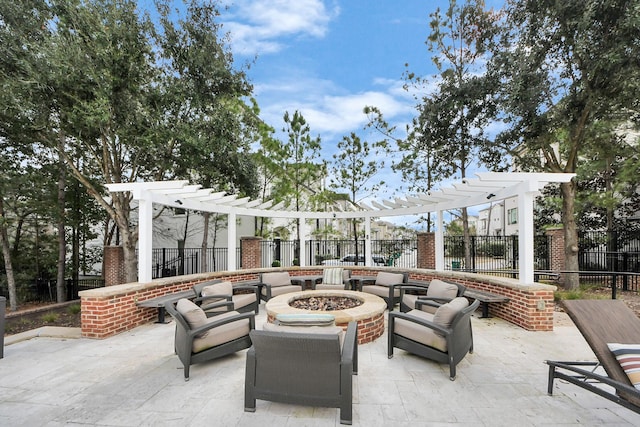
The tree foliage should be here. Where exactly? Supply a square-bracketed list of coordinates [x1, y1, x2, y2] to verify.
[489, 0, 640, 289]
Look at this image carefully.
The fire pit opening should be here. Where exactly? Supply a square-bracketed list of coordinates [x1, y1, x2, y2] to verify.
[289, 295, 363, 311]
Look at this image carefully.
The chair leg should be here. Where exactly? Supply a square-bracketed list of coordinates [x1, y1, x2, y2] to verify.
[184, 364, 190, 381]
[449, 357, 456, 381]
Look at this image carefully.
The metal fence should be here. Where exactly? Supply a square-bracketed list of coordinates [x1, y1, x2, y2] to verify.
[151, 247, 240, 278]
[442, 235, 551, 276]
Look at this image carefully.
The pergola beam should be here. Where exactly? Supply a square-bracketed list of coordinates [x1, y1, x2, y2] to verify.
[106, 172, 575, 284]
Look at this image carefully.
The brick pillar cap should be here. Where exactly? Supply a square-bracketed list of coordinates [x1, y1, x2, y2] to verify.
[241, 236, 263, 241]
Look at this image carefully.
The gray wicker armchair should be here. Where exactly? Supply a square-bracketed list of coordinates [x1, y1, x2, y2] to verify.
[257, 271, 304, 302]
[399, 279, 466, 313]
[359, 271, 408, 310]
[388, 297, 479, 380]
[192, 279, 260, 315]
[244, 321, 358, 425]
[165, 298, 255, 381]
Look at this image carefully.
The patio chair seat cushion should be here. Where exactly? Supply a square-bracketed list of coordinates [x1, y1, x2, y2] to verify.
[262, 284, 302, 297]
[394, 309, 446, 352]
[275, 313, 336, 326]
[176, 299, 208, 336]
[362, 284, 400, 298]
[192, 310, 252, 354]
[433, 297, 470, 334]
[201, 281, 234, 298]
[375, 272, 405, 286]
[262, 321, 345, 346]
[261, 271, 292, 287]
[323, 268, 344, 285]
[233, 293, 258, 310]
[402, 279, 461, 314]
[607, 343, 640, 390]
[315, 283, 347, 290]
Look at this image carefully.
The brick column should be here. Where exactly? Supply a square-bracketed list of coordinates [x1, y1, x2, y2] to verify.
[103, 246, 126, 286]
[546, 227, 565, 284]
[241, 236, 262, 269]
[416, 232, 435, 269]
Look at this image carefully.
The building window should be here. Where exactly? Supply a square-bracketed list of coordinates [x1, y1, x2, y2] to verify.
[507, 208, 518, 225]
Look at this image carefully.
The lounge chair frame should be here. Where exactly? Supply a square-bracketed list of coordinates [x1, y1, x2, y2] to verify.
[546, 299, 640, 414]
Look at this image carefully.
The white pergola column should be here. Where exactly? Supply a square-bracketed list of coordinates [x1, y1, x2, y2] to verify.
[137, 190, 153, 283]
[518, 192, 536, 284]
[435, 210, 445, 270]
[299, 220, 308, 267]
[228, 212, 237, 271]
[364, 216, 372, 267]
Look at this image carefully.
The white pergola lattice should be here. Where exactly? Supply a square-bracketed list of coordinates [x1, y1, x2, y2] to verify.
[106, 172, 575, 284]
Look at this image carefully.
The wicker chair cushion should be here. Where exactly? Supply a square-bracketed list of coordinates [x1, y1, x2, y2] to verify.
[275, 313, 336, 326]
[323, 268, 344, 285]
[433, 297, 469, 334]
[394, 309, 446, 352]
[262, 322, 345, 346]
[201, 281, 233, 297]
[176, 298, 208, 335]
[263, 284, 302, 297]
[262, 271, 292, 287]
[362, 284, 401, 297]
[191, 310, 251, 353]
[418, 279, 461, 314]
[375, 271, 404, 286]
[233, 293, 257, 309]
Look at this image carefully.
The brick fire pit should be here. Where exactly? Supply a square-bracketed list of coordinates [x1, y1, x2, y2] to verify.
[265, 290, 387, 344]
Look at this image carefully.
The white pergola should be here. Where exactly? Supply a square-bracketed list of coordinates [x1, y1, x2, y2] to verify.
[106, 172, 575, 285]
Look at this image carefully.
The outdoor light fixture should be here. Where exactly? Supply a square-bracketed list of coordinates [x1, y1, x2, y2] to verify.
[486, 193, 496, 200]
[175, 199, 183, 205]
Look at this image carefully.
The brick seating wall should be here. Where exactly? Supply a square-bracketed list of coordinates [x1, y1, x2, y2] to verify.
[79, 267, 556, 339]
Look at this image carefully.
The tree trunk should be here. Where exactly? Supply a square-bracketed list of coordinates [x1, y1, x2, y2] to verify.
[56, 136, 67, 302]
[201, 212, 210, 271]
[0, 197, 17, 311]
[462, 207, 471, 269]
[561, 180, 580, 290]
[121, 227, 138, 283]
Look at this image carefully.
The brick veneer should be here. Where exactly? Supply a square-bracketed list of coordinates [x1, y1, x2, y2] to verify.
[79, 266, 557, 339]
[103, 246, 126, 286]
[240, 236, 262, 269]
[416, 232, 436, 269]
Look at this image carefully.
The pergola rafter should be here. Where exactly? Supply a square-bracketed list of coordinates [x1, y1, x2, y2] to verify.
[106, 172, 575, 284]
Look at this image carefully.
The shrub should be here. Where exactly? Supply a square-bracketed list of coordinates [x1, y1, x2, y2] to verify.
[271, 260, 281, 267]
[67, 304, 81, 315]
[41, 313, 59, 323]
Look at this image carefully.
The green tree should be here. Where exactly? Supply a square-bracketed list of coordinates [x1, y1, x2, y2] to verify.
[270, 110, 324, 260]
[489, 0, 640, 289]
[329, 132, 385, 264]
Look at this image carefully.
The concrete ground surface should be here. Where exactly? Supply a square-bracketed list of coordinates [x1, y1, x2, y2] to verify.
[1, 306, 640, 426]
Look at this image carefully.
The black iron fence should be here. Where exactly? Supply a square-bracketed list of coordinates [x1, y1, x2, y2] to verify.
[152, 247, 239, 278]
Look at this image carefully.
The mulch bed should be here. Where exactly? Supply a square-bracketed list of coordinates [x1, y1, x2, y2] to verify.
[3, 301, 81, 336]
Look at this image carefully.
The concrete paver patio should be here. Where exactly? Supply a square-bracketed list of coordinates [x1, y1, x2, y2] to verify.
[1, 306, 640, 426]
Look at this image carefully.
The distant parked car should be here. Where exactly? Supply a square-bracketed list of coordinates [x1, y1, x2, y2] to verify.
[322, 254, 387, 266]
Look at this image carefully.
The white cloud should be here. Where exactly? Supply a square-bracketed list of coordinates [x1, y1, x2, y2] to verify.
[222, 0, 339, 55]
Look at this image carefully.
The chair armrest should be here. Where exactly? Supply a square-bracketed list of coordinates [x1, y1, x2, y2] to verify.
[200, 300, 234, 314]
[188, 311, 255, 338]
[415, 297, 454, 310]
[233, 284, 259, 292]
[290, 278, 304, 286]
[341, 322, 358, 373]
[195, 294, 232, 303]
[389, 311, 451, 337]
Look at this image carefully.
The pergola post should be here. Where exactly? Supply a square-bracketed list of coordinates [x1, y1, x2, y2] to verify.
[299, 220, 308, 267]
[435, 210, 445, 270]
[228, 212, 237, 271]
[518, 190, 536, 284]
[364, 216, 372, 267]
[136, 190, 153, 283]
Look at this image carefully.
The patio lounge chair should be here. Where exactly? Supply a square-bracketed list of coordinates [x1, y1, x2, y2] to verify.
[312, 268, 352, 290]
[192, 279, 260, 315]
[388, 297, 480, 380]
[245, 321, 358, 425]
[546, 299, 640, 414]
[399, 279, 466, 313]
[257, 271, 304, 302]
[359, 271, 408, 310]
[165, 298, 255, 381]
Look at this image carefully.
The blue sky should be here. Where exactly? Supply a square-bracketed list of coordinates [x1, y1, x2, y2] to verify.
[213, 0, 505, 226]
